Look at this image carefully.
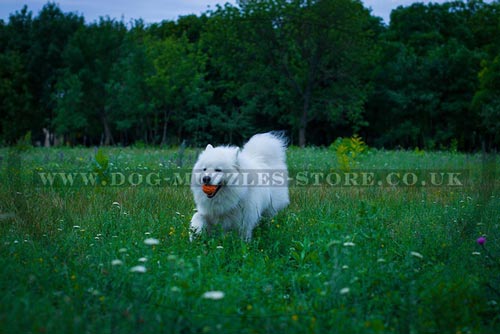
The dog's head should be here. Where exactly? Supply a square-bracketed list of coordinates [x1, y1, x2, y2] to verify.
[191, 144, 240, 200]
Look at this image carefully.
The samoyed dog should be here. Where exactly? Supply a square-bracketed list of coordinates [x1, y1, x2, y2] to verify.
[190, 132, 289, 241]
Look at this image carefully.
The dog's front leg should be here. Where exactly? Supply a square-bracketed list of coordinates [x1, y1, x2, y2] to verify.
[189, 212, 206, 241]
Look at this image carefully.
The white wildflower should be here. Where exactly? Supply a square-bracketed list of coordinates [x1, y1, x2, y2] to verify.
[410, 251, 423, 259]
[130, 265, 147, 273]
[144, 238, 160, 245]
[340, 287, 350, 295]
[343, 242, 356, 247]
[138, 257, 148, 262]
[111, 259, 123, 266]
[202, 291, 225, 300]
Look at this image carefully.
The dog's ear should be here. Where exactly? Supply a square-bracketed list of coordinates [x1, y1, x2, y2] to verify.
[205, 144, 214, 150]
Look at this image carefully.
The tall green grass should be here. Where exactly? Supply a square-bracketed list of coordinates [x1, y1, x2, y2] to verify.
[0, 147, 498, 333]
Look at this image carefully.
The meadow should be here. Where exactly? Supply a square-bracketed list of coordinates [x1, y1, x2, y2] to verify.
[0, 146, 499, 333]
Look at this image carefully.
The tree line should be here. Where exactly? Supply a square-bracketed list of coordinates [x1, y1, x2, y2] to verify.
[0, 0, 499, 150]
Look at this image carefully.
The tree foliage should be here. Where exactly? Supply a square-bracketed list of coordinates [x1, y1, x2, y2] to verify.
[1, 0, 499, 150]
[366, 0, 499, 150]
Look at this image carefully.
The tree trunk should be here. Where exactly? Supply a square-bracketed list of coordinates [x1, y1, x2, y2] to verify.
[42, 128, 51, 147]
[299, 125, 306, 148]
[161, 109, 169, 146]
[299, 91, 311, 148]
[101, 114, 114, 146]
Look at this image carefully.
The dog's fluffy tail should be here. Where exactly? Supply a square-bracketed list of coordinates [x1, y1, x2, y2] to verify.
[242, 131, 287, 165]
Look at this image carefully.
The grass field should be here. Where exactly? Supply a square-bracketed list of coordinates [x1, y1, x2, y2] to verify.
[0, 146, 499, 333]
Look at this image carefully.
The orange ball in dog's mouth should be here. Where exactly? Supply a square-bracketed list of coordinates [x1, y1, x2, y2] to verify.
[202, 184, 221, 198]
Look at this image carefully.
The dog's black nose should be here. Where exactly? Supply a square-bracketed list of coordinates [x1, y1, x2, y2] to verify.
[202, 176, 211, 184]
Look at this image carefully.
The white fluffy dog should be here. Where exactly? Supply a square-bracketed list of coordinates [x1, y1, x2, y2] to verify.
[190, 132, 289, 240]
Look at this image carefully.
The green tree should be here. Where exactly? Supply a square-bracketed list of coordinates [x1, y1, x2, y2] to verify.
[29, 3, 84, 136]
[54, 18, 126, 145]
[105, 20, 155, 145]
[473, 55, 500, 148]
[367, 0, 492, 150]
[0, 3, 82, 144]
[204, 0, 379, 146]
[0, 50, 33, 143]
[0, 6, 35, 144]
[199, 4, 257, 144]
[146, 33, 210, 145]
[52, 73, 87, 139]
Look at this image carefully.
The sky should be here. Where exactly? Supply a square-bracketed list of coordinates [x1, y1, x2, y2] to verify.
[0, 0, 471, 24]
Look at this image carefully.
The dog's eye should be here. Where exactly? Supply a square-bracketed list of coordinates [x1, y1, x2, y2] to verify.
[202, 168, 207, 172]
[215, 168, 222, 172]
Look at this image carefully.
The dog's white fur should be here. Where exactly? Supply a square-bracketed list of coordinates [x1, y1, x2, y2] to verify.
[190, 132, 289, 240]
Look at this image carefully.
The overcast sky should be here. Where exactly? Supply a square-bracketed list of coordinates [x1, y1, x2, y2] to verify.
[0, 0, 473, 24]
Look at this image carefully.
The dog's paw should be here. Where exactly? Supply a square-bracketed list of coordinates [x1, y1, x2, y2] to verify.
[189, 213, 205, 242]
[189, 225, 202, 242]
